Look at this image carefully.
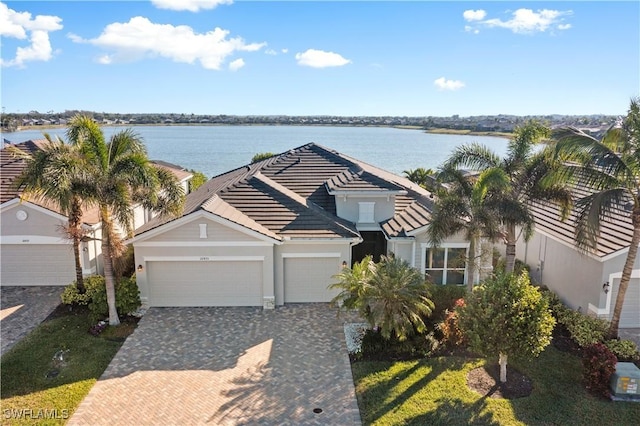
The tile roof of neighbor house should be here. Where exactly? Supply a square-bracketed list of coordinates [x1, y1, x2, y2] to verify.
[529, 184, 634, 258]
[135, 143, 436, 240]
[150, 160, 193, 182]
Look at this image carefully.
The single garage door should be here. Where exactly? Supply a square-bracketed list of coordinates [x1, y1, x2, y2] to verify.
[284, 257, 340, 303]
[1, 244, 75, 286]
[615, 277, 640, 328]
[147, 260, 263, 307]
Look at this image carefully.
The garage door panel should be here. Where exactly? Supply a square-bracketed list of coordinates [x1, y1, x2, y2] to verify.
[147, 261, 262, 307]
[1, 244, 75, 286]
[615, 277, 640, 328]
[284, 257, 339, 303]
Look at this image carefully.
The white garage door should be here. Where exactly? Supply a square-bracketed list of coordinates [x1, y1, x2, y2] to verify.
[1, 244, 75, 286]
[616, 277, 640, 328]
[284, 257, 340, 303]
[147, 260, 263, 307]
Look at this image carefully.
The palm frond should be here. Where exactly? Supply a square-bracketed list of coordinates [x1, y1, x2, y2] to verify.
[443, 143, 501, 171]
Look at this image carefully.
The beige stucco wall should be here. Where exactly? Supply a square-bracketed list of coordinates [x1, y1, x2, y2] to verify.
[0, 203, 68, 240]
[334, 195, 396, 224]
[144, 217, 258, 242]
[518, 231, 603, 312]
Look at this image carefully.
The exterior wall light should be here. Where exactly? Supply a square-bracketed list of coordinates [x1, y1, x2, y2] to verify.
[602, 281, 610, 294]
[342, 260, 348, 268]
[137, 264, 144, 272]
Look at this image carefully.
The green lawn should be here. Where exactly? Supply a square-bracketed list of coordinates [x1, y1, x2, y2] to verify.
[352, 347, 640, 425]
[0, 309, 132, 426]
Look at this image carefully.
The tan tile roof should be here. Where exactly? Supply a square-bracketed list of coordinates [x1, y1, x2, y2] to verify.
[150, 160, 193, 182]
[135, 143, 436, 241]
[529, 184, 634, 258]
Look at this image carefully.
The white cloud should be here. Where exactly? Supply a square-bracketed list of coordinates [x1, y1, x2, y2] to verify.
[265, 48, 278, 55]
[0, 2, 62, 67]
[295, 49, 351, 68]
[465, 8, 572, 35]
[70, 16, 265, 70]
[434, 77, 465, 91]
[151, 0, 232, 13]
[228, 58, 244, 71]
[463, 10, 486, 22]
[281, 48, 288, 54]
[464, 25, 480, 35]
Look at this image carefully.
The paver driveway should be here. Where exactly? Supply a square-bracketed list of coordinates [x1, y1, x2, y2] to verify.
[69, 304, 362, 425]
[0, 286, 63, 356]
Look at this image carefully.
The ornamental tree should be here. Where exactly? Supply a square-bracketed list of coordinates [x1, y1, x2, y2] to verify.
[458, 271, 555, 383]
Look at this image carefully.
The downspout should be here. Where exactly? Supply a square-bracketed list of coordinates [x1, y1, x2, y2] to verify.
[411, 240, 416, 268]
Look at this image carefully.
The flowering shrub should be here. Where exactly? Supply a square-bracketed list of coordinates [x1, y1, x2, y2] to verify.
[582, 343, 617, 399]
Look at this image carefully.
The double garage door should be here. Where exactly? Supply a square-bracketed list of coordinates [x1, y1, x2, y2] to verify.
[147, 260, 263, 307]
[145, 256, 340, 306]
[1, 244, 75, 286]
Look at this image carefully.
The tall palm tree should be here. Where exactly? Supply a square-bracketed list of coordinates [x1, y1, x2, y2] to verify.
[10, 136, 89, 293]
[67, 115, 185, 325]
[443, 121, 572, 273]
[550, 97, 640, 339]
[428, 166, 508, 291]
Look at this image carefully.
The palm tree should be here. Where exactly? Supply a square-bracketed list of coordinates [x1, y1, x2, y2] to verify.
[10, 136, 89, 293]
[332, 255, 434, 341]
[428, 166, 507, 291]
[443, 121, 572, 273]
[67, 115, 185, 325]
[403, 167, 435, 190]
[550, 97, 640, 339]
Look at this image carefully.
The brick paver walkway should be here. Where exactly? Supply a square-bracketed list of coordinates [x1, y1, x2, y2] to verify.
[0, 286, 63, 356]
[69, 304, 362, 425]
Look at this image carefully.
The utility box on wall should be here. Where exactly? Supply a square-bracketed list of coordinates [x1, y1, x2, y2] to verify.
[610, 362, 640, 397]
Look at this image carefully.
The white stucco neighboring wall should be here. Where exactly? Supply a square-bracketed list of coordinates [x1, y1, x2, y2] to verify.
[334, 195, 396, 226]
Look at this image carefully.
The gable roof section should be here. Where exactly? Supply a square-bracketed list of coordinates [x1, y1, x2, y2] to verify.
[529, 184, 634, 259]
[150, 160, 193, 183]
[1, 139, 48, 204]
[135, 142, 435, 241]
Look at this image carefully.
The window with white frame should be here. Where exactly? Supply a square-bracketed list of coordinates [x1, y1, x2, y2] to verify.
[358, 202, 375, 223]
[424, 246, 467, 285]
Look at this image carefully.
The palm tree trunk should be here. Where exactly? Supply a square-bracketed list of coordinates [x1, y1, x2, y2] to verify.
[70, 198, 85, 293]
[607, 208, 640, 339]
[467, 236, 477, 292]
[505, 224, 517, 274]
[100, 206, 120, 326]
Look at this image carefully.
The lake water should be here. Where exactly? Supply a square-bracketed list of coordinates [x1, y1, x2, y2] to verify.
[3, 126, 508, 178]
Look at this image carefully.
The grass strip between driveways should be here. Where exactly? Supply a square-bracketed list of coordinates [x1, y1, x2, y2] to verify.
[352, 347, 640, 425]
[1, 309, 126, 426]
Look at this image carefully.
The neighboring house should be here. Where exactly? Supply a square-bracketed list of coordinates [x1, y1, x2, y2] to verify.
[0, 140, 192, 287]
[517, 186, 639, 328]
[131, 143, 490, 309]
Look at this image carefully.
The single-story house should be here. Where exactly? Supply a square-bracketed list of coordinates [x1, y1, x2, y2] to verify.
[0, 140, 192, 287]
[517, 188, 639, 328]
[131, 143, 492, 308]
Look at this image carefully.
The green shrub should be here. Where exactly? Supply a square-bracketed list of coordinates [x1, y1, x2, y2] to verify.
[428, 284, 467, 321]
[605, 339, 640, 362]
[360, 328, 438, 360]
[556, 308, 609, 348]
[60, 275, 106, 306]
[583, 343, 617, 399]
[88, 276, 141, 323]
[61, 275, 141, 323]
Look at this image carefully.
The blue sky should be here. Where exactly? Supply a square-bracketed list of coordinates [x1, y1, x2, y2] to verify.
[1, 1, 638, 116]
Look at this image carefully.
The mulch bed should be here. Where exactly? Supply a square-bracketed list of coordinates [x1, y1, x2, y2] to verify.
[551, 322, 582, 356]
[467, 364, 534, 399]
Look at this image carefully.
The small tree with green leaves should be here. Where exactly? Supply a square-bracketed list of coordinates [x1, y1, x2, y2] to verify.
[458, 271, 555, 383]
[331, 255, 434, 341]
[188, 169, 207, 192]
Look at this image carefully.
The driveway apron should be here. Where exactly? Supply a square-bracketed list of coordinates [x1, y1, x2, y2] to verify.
[69, 304, 362, 425]
[1, 286, 63, 356]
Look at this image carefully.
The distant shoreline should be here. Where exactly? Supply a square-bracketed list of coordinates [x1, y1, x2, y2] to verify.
[4, 123, 511, 139]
